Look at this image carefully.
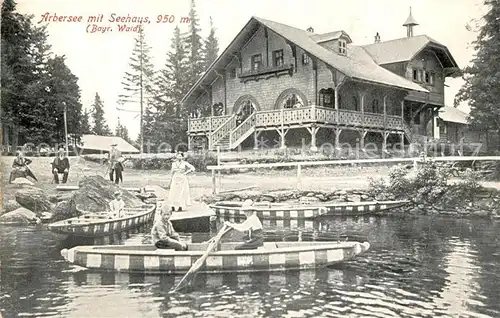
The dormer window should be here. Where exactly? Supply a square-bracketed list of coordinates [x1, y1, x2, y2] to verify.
[251, 54, 262, 71]
[338, 40, 347, 55]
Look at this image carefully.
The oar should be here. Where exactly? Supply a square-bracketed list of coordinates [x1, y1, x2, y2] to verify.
[172, 224, 232, 292]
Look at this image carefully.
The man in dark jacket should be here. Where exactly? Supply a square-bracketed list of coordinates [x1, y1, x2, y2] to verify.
[52, 148, 70, 184]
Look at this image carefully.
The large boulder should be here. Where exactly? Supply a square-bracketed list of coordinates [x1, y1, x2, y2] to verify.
[71, 175, 144, 214]
[15, 186, 55, 216]
[0, 207, 40, 225]
[1, 200, 22, 215]
[50, 201, 75, 222]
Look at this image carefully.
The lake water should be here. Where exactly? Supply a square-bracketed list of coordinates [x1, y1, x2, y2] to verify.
[1, 215, 500, 318]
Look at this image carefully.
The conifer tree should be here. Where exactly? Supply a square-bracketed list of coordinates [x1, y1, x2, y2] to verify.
[455, 0, 500, 150]
[154, 25, 190, 151]
[204, 17, 219, 71]
[118, 25, 156, 153]
[184, 0, 205, 91]
[91, 93, 112, 136]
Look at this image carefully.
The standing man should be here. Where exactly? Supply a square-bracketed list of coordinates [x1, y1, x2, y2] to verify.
[52, 148, 70, 184]
[108, 143, 123, 184]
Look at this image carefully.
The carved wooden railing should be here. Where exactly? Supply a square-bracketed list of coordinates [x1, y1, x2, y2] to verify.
[230, 113, 256, 148]
[314, 106, 337, 123]
[189, 115, 231, 133]
[191, 106, 415, 147]
[209, 115, 236, 149]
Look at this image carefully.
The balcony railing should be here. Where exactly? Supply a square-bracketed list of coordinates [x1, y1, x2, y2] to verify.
[189, 106, 408, 136]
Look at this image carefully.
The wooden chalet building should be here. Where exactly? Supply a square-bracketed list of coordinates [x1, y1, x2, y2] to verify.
[182, 10, 460, 154]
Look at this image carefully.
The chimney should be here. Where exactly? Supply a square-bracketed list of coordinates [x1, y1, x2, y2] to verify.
[374, 32, 381, 43]
[306, 27, 314, 33]
[403, 7, 419, 37]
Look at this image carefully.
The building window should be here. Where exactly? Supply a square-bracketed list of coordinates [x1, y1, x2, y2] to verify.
[424, 71, 430, 84]
[273, 50, 284, 67]
[430, 72, 435, 85]
[251, 54, 262, 71]
[419, 70, 424, 82]
[338, 40, 347, 55]
[213, 103, 224, 116]
[282, 93, 304, 109]
[412, 69, 418, 81]
[229, 68, 236, 79]
[319, 88, 334, 107]
[302, 53, 309, 65]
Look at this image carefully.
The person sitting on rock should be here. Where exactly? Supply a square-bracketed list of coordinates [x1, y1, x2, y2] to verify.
[9, 151, 37, 183]
[151, 205, 188, 251]
[224, 199, 264, 250]
[108, 191, 125, 219]
[52, 148, 70, 184]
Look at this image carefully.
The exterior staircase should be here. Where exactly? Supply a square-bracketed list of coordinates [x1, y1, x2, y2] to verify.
[213, 135, 231, 150]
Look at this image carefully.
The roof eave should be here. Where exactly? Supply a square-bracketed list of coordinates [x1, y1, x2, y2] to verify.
[181, 17, 259, 104]
[352, 77, 428, 93]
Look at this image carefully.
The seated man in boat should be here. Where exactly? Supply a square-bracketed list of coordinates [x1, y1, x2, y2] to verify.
[52, 148, 70, 184]
[151, 205, 188, 251]
[224, 199, 264, 250]
[108, 191, 125, 218]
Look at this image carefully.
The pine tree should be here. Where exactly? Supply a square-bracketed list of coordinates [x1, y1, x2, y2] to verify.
[80, 109, 92, 134]
[115, 119, 132, 144]
[118, 25, 157, 153]
[455, 0, 500, 150]
[1, 0, 52, 147]
[91, 93, 112, 136]
[44, 55, 83, 144]
[153, 25, 190, 151]
[204, 17, 219, 71]
[184, 0, 205, 91]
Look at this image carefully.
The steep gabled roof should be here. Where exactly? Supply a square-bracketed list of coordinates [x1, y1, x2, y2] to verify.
[182, 16, 428, 104]
[362, 35, 458, 69]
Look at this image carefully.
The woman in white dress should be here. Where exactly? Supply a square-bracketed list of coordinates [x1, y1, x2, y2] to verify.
[167, 152, 195, 211]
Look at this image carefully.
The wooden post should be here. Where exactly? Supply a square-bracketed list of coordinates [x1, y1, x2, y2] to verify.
[383, 95, 388, 130]
[297, 164, 302, 190]
[307, 126, 319, 152]
[212, 169, 217, 194]
[217, 145, 221, 191]
[382, 131, 389, 158]
[334, 128, 342, 158]
[253, 131, 260, 150]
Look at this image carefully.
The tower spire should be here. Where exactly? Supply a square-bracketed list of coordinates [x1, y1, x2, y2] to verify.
[403, 7, 418, 37]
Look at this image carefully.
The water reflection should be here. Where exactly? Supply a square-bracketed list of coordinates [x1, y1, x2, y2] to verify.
[1, 215, 500, 317]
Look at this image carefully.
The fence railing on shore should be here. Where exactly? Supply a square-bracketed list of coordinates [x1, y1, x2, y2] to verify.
[207, 156, 500, 194]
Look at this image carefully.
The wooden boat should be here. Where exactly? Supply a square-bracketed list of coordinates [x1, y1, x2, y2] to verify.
[210, 202, 328, 219]
[210, 200, 409, 219]
[158, 201, 216, 233]
[48, 204, 156, 237]
[60, 240, 370, 273]
[323, 200, 409, 216]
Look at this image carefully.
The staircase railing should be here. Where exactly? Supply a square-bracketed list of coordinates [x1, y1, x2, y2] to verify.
[209, 115, 236, 150]
[403, 121, 413, 143]
[229, 113, 256, 148]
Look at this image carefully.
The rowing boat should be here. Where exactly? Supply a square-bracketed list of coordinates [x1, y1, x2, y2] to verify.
[210, 200, 409, 219]
[60, 240, 370, 273]
[210, 202, 327, 219]
[48, 204, 156, 237]
[323, 200, 409, 215]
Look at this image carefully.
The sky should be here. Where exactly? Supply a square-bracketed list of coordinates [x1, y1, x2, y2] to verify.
[16, 0, 488, 140]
